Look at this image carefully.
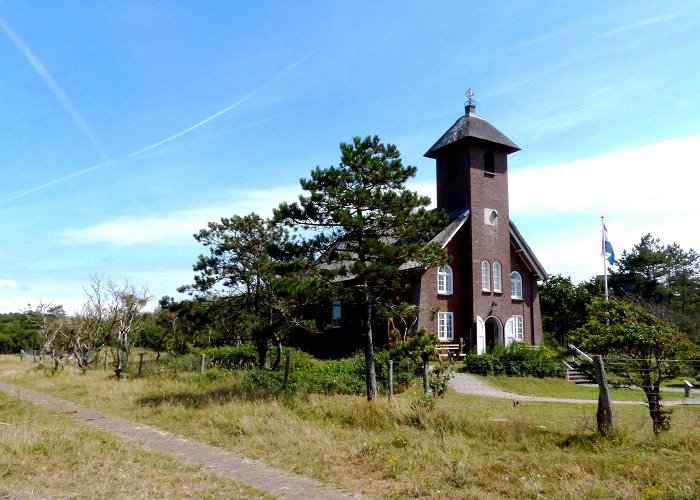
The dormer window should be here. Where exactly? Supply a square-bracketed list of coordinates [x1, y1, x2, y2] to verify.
[484, 151, 495, 175]
[510, 272, 523, 299]
[437, 265, 453, 295]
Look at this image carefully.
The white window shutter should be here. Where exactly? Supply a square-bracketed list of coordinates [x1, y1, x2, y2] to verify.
[505, 317, 515, 346]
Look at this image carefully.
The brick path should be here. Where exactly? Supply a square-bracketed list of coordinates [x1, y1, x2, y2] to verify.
[449, 372, 700, 406]
[0, 381, 362, 500]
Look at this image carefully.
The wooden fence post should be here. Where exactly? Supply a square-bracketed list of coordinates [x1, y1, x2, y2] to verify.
[592, 355, 613, 435]
[199, 353, 206, 374]
[423, 362, 433, 396]
[388, 360, 394, 401]
[104, 352, 108, 370]
[138, 352, 145, 377]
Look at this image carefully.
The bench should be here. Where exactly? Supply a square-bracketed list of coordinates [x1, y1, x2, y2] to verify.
[436, 343, 466, 361]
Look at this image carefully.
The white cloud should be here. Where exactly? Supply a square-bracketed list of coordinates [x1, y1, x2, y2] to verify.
[60, 184, 302, 247]
[509, 134, 700, 282]
[0, 279, 19, 289]
[510, 134, 700, 217]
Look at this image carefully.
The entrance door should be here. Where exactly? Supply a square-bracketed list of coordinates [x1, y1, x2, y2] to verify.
[484, 316, 503, 352]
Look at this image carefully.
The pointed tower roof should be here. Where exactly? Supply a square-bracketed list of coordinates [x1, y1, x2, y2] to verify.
[424, 101, 520, 158]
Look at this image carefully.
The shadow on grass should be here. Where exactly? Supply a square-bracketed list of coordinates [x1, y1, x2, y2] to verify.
[558, 431, 625, 450]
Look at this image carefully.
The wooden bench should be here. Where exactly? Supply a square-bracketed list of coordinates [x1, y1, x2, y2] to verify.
[436, 343, 466, 361]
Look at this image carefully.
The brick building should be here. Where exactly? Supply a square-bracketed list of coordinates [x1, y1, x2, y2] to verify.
[410, 101, 547, 353]
[301, 101, 547, 357]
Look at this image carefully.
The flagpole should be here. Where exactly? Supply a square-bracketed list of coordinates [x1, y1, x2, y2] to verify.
[602, 216, 609, 301]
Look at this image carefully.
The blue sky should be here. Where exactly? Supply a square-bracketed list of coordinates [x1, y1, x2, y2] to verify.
[1, 1, 699, 313]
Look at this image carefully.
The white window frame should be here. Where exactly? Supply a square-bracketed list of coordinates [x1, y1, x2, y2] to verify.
[332, 300, 342, 328]
[513, 315, 524, 341]
[437, 265, 453, 295]
[492, 261, 502, 293]
[437, 312, 454, 341]
[481, 260, 491, 291]
[510, 271, 523, 299]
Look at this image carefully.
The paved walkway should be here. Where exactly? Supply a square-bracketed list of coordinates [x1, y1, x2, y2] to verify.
[0, 381, 361, 500]
[449, 372, 700, 406]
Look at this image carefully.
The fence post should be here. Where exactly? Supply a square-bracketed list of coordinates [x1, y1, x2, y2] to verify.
[138, 352, 145, 377]
[423, 362, 433, 396]
[199, 353, 206, 374]
[104, 352, 108, 370]
[283, 353, 291, 391]
[592, 355, 613, 435]
[388, 359, 394, 401]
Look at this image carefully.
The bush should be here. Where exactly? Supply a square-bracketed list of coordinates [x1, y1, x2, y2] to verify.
[200, 344, 258, 370]
[462, 343, 565, 378]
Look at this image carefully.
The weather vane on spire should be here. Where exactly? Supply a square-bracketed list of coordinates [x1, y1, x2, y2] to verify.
[465, 88, 475, 106]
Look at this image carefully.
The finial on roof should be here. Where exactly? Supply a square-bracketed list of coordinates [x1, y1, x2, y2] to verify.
[464, 88, 476, 115]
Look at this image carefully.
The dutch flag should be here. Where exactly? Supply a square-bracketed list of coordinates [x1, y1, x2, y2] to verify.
[602, 223, 615, 265]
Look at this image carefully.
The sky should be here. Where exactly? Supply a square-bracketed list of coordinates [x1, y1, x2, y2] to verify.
[1, 1, 699, 314]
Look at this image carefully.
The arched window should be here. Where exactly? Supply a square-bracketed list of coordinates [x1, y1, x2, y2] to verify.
[437, 265, 453, 295]
[481, 260, 491, 291]
[492, 261, 502, 293]
[484, 151, 495, 174]
[510, 271, 523, 299]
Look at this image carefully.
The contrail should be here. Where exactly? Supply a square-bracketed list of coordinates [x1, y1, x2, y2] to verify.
[1, 50, 316, 204]
[0, 15, 108, 161]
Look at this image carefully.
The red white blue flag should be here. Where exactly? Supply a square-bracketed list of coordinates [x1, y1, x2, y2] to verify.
[602, 223, 615, 265]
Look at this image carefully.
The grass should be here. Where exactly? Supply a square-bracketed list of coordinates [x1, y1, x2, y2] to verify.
[0, 388, 271, 499]
[2, 355, 700, 499]
[482, 375, 700, 402]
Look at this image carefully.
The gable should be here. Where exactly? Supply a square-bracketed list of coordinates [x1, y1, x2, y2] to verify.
[509, 221, 547, 280]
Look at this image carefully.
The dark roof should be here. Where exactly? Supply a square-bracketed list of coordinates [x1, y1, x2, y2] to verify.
[424, 107, 520, 158]
[400, 209, 469, 270]
[401, 210, 547, 281]
[510, 220, 548, 280]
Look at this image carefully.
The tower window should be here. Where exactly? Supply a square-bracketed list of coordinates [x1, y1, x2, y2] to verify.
[492, 261, 502, 293]
[447, 154, 458, 179]
[484, 151, 495, 174]
[481, 260, 491, 291]
[437, 265, 453, 295]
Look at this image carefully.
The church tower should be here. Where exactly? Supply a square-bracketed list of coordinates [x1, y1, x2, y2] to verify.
[422, 93, 545, 353]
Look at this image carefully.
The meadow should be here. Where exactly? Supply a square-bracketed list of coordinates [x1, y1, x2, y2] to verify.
[1, 354, 699, 499]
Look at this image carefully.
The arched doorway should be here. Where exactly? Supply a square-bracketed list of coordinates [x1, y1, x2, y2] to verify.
[484, 316, 503, 352]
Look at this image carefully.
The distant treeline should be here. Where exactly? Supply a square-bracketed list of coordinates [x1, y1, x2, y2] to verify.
[0, 312, 40, 354]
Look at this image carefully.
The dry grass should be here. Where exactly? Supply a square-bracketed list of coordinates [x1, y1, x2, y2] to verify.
[2, 355, 700, 499]
[0, 388, 271, 498]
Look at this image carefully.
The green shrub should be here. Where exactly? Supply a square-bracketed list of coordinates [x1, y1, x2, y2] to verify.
[462, 343, 565, 378]
[200, 344, 258, 370]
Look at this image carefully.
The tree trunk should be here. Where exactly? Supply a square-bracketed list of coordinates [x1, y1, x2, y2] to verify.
[254, 329, 268, 370]
[644, 385, 665, 434]
[363, 298, 378, 401]
[271, 333, 282, 371]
